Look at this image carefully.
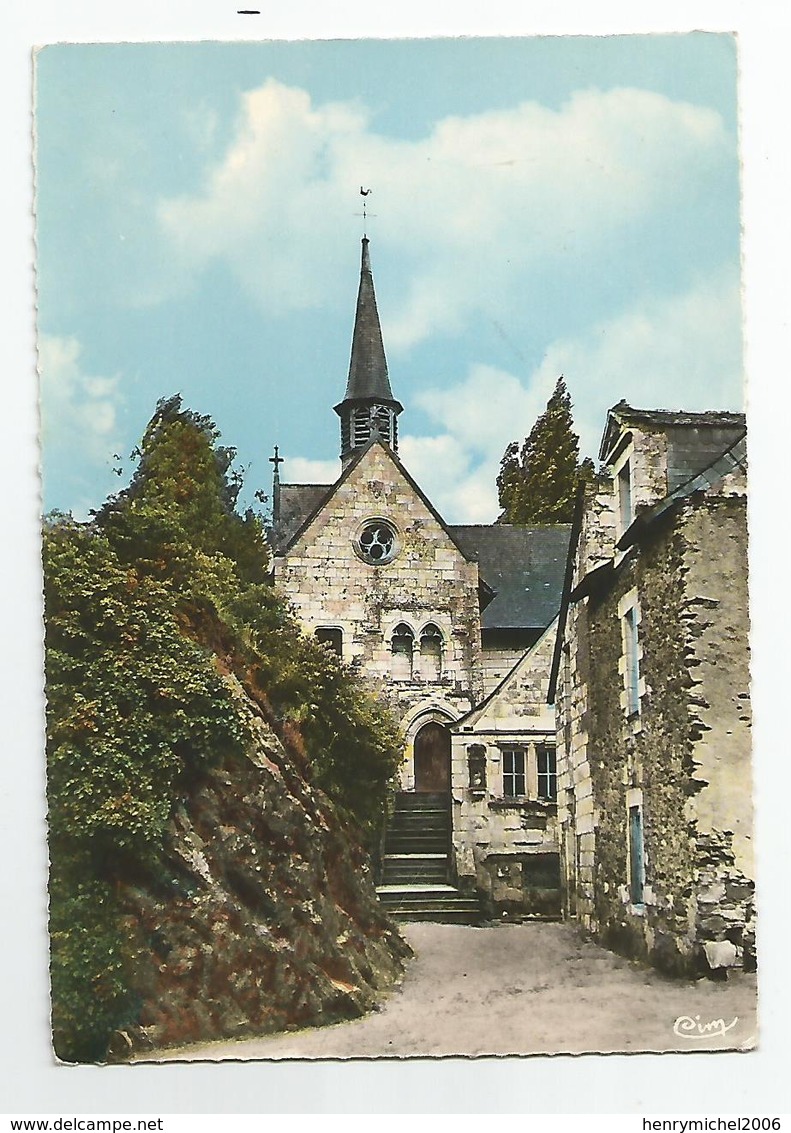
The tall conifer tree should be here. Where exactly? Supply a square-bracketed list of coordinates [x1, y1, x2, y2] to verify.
[497, 376, 594, 523]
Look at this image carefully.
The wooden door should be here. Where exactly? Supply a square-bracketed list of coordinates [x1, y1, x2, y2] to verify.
[414, 722, 451, 792]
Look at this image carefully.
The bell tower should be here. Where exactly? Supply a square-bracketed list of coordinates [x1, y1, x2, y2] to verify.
[334, 237, 403, 467]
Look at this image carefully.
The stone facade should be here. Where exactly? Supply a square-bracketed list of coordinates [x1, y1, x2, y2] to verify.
[452, 622, 560, 917]
[273, 436, 562, 915]
[270, 238, 567, 919]
[267, 240, 753, 951]
[274, 440, 482, 739]
[554, 407, 753, 974]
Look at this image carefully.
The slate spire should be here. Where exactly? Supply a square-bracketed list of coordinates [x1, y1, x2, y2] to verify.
[335, 237, 403, 465]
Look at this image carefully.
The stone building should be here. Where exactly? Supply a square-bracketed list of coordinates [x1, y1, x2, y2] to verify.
[550, 403, 753, 974]
[270, 238, 570, 920]
[268, 238, 753, 948]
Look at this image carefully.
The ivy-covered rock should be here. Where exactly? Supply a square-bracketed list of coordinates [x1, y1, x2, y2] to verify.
[45, 398, 406, 1063]
[114, 695, 410, 1056]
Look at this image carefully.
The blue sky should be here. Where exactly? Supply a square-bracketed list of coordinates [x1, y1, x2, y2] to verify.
[36, 34, 743, 523]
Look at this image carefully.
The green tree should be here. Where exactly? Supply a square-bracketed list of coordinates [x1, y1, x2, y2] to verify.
[95, 395, 401, 833]
[497, 376, 595, 523]
[45, 397, 401, 1060]
[97, 394, 269, 587]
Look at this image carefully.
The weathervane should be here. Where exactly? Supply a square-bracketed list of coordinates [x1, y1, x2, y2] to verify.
[356, 186, 376, 235]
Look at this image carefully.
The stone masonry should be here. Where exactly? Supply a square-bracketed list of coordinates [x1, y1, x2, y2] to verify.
[554, 407, 753, 974]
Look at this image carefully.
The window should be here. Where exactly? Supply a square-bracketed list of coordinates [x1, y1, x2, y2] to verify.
[502, 749, 526, 798]
[391, 623, 414, 680]
[315, 627, 343, 656]
[467, 744, 487, 792]
[629, 804, 645, 905]
[352, 407, 370, 448]
[536, 745, 557, 802]
[623, 605, 641, 717]
[356, 519, 398, 565]
[419, 623, 443, 681]
[351, 404, 394, 449]
[371, 405, 393, 445]
[617, 459, 633, 535]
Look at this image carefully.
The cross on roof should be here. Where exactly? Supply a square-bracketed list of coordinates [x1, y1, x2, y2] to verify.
[269, 445, 284, 480]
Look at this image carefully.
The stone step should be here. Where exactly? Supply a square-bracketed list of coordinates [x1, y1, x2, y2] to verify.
[388, 817, 448, 831]
[385, 836, 449, 853]
[382, 866, 449, 885]
[384, 853, 448, 862]
[396, 808, 449, 816]
[377, 884, 482, 925]
[386, 826, 448, 842]
[378, 895, 479, 911]
[389, 820, 449, 834]
[378, 852, 446, 861]
[394, 795, 449, 812]
[387, 908, 481, 925]
[377, 885, 479, 906]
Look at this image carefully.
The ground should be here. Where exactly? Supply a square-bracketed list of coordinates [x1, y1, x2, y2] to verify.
[142, 922, 757, 1060]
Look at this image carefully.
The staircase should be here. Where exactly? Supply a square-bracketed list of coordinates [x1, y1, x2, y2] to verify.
[377, 792, 481, 924]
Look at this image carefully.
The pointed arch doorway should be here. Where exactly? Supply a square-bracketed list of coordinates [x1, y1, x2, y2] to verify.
[413, 721, 451, 793]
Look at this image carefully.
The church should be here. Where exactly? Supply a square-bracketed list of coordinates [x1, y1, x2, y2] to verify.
[269, 237, 570, 922]
[268, 237, 754, 972]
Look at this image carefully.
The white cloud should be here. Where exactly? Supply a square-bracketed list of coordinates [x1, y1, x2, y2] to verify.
[375, 270, 743, 524]
[532, 268, 744, 457]
[284, 456, 338, 484]
[400, 432, 500, 523]
[39, 334, 123, 465]
[158, 81, 731, 345]
[415, 363, 555, 456]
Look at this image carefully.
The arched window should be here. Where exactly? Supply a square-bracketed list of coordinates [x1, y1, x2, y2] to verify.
[419, 623, 443, 681]
[315, 627, 343, 657]
[391, 623, 414, 681]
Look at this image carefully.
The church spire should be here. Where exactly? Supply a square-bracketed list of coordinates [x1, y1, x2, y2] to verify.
[335, 237, 402, 466]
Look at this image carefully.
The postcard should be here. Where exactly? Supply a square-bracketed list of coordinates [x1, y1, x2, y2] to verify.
[33, 29, 758, 1078]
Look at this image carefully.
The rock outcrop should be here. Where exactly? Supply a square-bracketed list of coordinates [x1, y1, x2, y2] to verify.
[110, 674, 411, 1058]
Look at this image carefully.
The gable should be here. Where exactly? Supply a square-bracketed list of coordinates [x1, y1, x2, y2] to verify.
[280, 440, 474, 569]
[454, 618, 558, 732]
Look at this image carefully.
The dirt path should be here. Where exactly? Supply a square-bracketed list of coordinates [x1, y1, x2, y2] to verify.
[145, 922, 757, 1061]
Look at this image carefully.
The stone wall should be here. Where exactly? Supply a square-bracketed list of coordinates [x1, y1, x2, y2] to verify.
[628, 428, 670, 513]
[584, 514, 698, 971]
[680, 497, 755, 969]
[556, 490, 754, 974]
[451, 625, 559, 918]
[274, 442, 484, 734]
[555, 481, 616, 927]
[479, 646, 527, 696]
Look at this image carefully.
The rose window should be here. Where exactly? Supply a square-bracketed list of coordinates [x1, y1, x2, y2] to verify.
[356, 520, 398, 565]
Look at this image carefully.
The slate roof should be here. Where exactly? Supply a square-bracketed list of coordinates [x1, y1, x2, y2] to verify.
[599, 401, 746, 466]
[337, 238, 399, 407]
[274, 482, 333, 550]
[449, 524, 572, 631]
